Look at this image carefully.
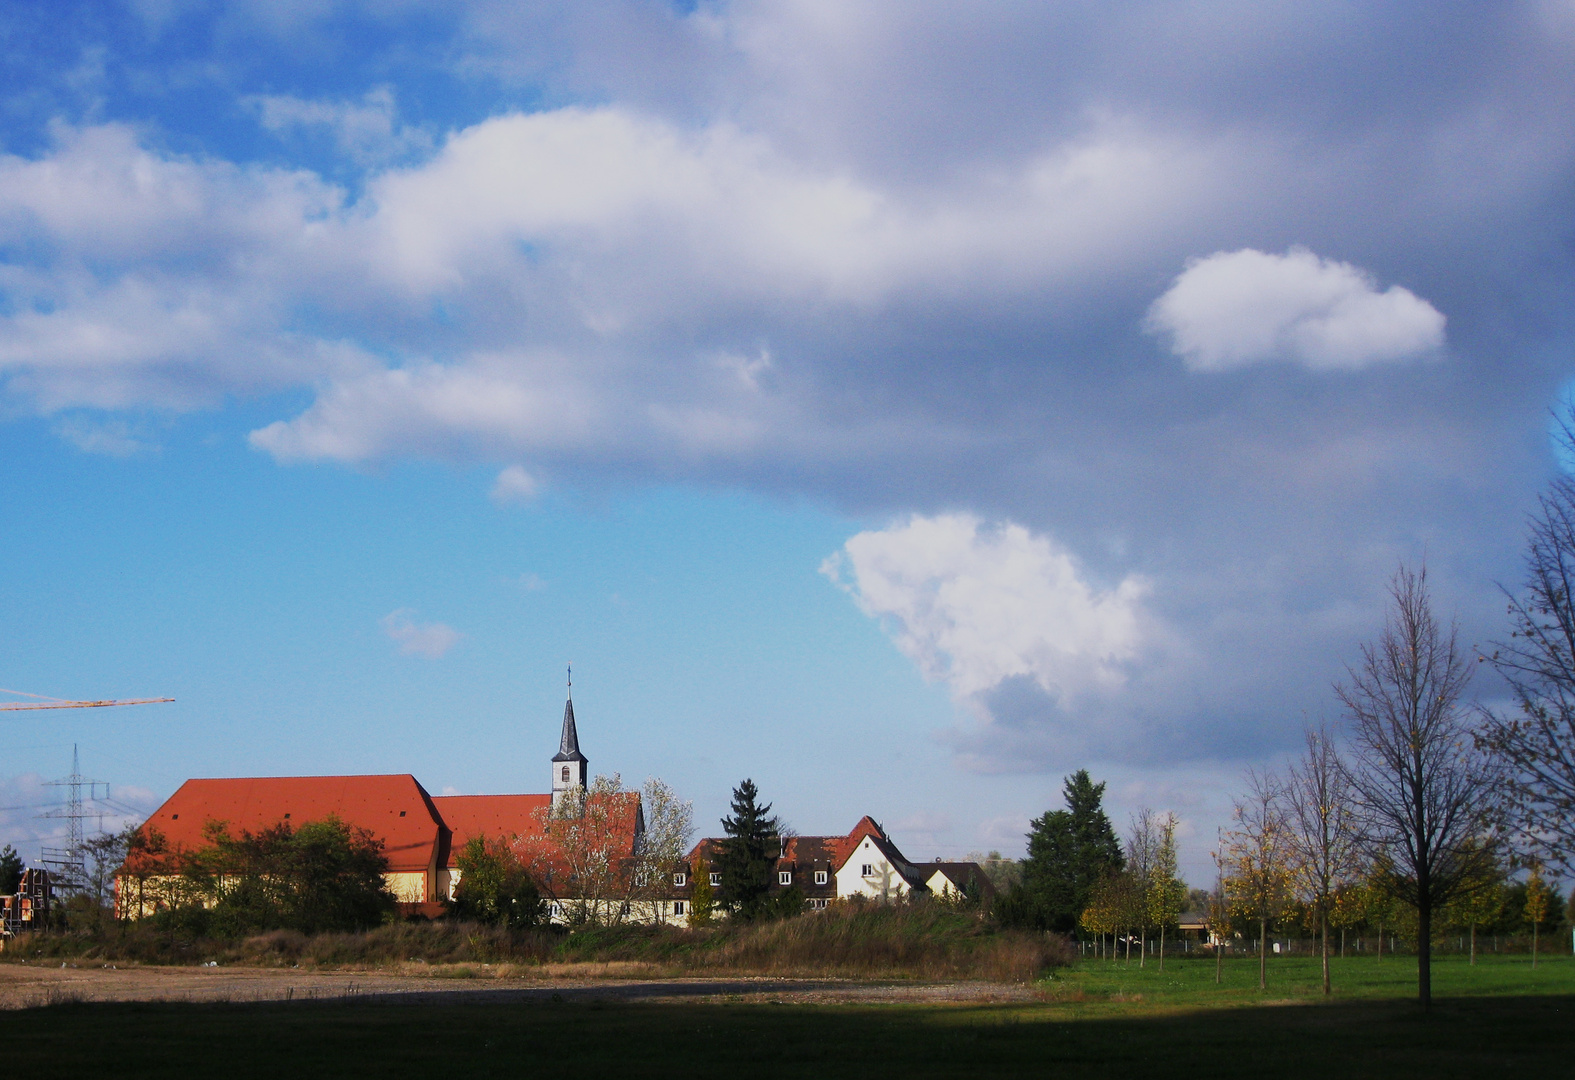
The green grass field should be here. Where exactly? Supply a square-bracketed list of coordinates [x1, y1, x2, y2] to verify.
[4, 955, 1572, 1078]
[1050, 949, 1575, 1009]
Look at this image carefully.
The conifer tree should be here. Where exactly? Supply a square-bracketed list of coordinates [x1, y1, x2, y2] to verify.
[1010, 770, 1124, 932]
[716, 779, 781, 921]
[0, 845, 22, 895]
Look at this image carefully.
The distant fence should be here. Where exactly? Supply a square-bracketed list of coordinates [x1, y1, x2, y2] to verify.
[1074, 932, 1574, 959]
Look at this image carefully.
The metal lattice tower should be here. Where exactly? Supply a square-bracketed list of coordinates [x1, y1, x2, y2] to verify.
[40, 745, 108, 894]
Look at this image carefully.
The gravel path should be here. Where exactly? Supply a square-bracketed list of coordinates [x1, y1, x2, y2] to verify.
[0, 962, 1039, 1010]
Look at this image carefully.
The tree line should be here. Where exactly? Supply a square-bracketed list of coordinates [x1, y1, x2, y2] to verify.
[995, 415, 1575, 1010]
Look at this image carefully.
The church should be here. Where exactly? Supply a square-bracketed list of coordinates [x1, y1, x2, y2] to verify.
[117, 687, 642, 920]
[117, 685, 990, 923]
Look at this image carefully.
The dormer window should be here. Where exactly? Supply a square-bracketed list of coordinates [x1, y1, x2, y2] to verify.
[673, 872, 687, 886]
[778, 871, 792, 886]
[815, 870, 828, 885]
[709, 872, 721, 886]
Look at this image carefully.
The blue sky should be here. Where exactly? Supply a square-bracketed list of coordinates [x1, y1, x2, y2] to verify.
[4, 1, 1575, 885]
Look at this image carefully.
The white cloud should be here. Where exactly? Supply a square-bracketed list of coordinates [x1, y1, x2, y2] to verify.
[490, 464, 539, 504]
[823, 514, 1156, 728]
[1145, 247, 1446, 372]
[247, 86, 434, 167]
[53, 416, 156, 456]
[380, 609, 461, 659]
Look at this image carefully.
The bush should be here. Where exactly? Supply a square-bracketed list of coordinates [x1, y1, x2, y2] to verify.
[451, 836, 545, 928]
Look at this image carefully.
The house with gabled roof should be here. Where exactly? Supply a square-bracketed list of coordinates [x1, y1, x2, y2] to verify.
[670, 815, 989, 921]
[117, 685, 646, 922]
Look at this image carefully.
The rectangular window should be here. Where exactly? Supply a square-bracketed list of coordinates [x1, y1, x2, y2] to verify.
[710, 872, 721, 886]
[673, 872, 686, 886]
[861, 864, 874, 876]
[779, 871, 792, 885]
[814, 870, 828, 885]
[811, 898, 830, 909]
[673, 901, 685, 915]
[635, 873, 648, 887]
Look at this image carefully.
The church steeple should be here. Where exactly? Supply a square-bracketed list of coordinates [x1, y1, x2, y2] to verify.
[551, 666, 587, 807]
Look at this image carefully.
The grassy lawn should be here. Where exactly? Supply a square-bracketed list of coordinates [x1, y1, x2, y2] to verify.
[1049, 950, 1575, 1010]
[4, 956, 1572, 1078]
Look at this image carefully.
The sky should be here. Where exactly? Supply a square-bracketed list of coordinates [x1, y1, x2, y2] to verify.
[3, 1, 1575, 887]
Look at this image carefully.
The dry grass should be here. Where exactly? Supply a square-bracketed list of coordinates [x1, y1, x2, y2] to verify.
[697, 902, 1069, 981]
[3, 902, 1072, 982]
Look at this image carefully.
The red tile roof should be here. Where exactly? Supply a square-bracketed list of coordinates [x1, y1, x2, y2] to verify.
[131, 775, 444, 873]
[685, 815, 899, 874]
[431, 794, 553, 867]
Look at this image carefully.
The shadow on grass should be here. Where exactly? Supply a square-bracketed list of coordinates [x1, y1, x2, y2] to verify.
[2, 992, 1571, 1079]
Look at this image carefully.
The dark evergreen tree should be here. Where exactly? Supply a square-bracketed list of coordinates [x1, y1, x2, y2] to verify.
[716, 778, 780, 921]
[1001, 770, 1124, 932]
[0, 844, 23, 894]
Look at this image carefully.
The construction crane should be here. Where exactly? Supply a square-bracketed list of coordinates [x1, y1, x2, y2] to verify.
[0, 688, 174, 711]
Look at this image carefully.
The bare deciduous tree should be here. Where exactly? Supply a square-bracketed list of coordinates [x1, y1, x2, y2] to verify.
[1481, 430, 1575, 875]
[1279, 725, 1362, 995]
[1339, 564, 1500, 1009]
[1126, 808, 1159, 967]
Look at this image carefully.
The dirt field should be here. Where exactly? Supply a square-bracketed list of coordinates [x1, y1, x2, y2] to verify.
[0, 960, 1038, 1010]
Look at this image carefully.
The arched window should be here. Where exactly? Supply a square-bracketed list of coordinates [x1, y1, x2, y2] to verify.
[561, 765, 570, 783]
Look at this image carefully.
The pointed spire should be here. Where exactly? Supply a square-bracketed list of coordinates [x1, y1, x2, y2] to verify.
[552, 671, 586, 763]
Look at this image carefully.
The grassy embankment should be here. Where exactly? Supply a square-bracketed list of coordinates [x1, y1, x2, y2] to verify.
[3, 956, 1572, 1078]
[1, 902, 1067, 981]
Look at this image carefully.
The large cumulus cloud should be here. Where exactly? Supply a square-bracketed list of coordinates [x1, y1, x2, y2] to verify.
[2, 1, 1573, 770]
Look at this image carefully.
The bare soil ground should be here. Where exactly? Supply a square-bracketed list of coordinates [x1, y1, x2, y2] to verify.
[0, 960, 1038, 1010]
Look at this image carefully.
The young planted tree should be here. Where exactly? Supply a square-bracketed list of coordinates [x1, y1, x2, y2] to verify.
[1148, 813, 1186, 972]
[1208, 834, 1231, 984]
[1440, 843, 1505, 965]
[1280, 725, 1362, 995]
[1010, 770, 1124, 932]
[1078, 878, 1119, 961]
[1126, 809, 1160, 967]
[1339, 564, 1501, 1009]
[1328, 883, 1364, 959]
[1085, 869, 1144, 964]
[1524, 861, 1551, 968]
[1225, 770, 1291, 990]
[716, 779, 782, 921]
[1357, 860, 1401, 961]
